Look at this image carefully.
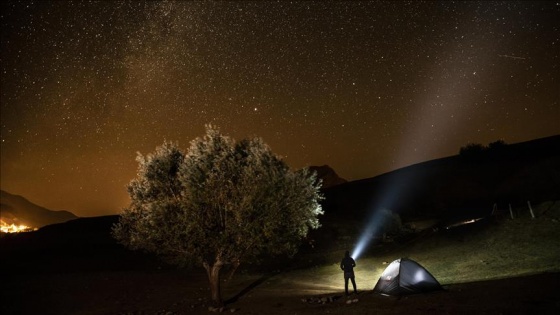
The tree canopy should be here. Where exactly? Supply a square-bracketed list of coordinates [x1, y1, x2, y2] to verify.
[112, 125, 323, 305]
[459, 140, 509, 161]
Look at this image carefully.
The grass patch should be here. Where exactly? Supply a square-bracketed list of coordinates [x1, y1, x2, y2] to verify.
[224, 203, 560, 298]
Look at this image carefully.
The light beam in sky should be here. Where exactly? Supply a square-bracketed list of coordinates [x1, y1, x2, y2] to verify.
[352, 3, 507, 259]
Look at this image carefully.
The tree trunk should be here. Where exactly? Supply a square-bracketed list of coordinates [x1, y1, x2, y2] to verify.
[204, 261, 224, 307]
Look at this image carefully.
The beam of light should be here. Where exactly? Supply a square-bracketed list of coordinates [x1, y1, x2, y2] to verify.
[351, 216, 377, 260]
[351, 206, 394, 260]
[351, 153, 431, 259]
[352, 6, 501, 259]
[350, 165, 417, 261]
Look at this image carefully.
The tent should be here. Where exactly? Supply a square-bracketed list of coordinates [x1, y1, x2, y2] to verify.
[373, 258, 442, 296]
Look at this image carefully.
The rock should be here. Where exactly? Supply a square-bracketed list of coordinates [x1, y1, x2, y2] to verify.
[208, 306, 225, 312]
[308, 165, 347, 188]
[302, 295, 340, 304]
[352, 299, 359, 303]
[346, 299, 352, 304]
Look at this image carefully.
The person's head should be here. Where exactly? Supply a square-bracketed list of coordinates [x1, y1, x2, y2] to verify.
[345, 250, 350, 257]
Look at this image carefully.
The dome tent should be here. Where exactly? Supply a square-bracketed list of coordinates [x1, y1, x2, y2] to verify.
[373, 258, 442, 296]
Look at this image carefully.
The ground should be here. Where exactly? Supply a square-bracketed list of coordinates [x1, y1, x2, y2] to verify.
[2, 207, 560, 314]
[3, 269, 559, 314]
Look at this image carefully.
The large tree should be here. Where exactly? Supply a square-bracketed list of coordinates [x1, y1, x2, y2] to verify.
[112, 125, 323, 306]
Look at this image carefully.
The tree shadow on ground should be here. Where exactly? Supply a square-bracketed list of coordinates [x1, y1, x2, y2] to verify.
[225, 273, 278, 304]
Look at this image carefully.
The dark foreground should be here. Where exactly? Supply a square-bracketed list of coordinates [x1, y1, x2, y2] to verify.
[2, 269, 559, 315]
[2, 214, 559, 314]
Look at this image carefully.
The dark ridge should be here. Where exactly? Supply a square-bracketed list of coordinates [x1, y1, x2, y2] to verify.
[321, 135, 560, 222]
[1, 190, 78, 228]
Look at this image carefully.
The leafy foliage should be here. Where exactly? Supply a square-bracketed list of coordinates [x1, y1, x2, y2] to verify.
[459, 140, 509, 161]
[459, 143, 485, 156]
[112, 125, 323, 269]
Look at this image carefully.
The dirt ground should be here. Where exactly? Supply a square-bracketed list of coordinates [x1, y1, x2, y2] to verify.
[2, 267, 559, 315]
[2, 208, 559, 314]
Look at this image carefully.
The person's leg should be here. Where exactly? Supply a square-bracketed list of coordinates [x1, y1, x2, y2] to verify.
[344, 276, 349, 295]
[351, 276, 357, 294]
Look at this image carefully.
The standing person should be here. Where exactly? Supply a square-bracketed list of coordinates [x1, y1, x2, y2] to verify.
[340, 250, 357, 296]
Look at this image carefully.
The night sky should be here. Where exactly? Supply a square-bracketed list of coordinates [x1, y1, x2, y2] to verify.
[1, 1, 559, 217]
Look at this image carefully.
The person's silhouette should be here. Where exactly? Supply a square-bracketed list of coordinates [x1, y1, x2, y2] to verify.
[340, 250, 357, 295]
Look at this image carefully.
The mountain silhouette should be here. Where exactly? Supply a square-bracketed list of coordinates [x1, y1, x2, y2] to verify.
[321, 135, 560, 222]
[308, 165, 347, 188]
[1, 190, 78, 229]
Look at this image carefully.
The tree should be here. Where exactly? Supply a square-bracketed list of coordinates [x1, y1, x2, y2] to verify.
[112, 125, 323, 306]
[488, 139, 507, 151]
[459, 142, 485, 156]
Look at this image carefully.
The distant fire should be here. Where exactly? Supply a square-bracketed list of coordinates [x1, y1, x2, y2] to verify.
[0, 220, 37, 233]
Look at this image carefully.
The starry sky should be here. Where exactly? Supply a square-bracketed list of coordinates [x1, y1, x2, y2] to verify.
[1, 1, 559, 217]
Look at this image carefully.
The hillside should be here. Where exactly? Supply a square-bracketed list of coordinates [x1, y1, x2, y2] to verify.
[0, 215, 165, 273]
[0, 190, 78, 229]
[321, 135, 560, 223]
